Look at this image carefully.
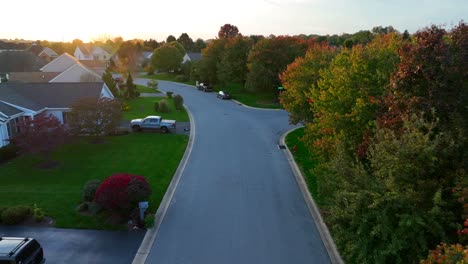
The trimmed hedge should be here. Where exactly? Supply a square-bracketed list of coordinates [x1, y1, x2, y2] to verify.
[173, 94, 184, 110]
[1, 205, 32, 225]
[0, 144, 19, 163]
[158, 100, 170, 113]
[82, 179, 101, 202]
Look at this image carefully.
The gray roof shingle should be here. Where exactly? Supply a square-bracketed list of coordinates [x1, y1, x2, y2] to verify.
[187, 52, 202, 61]
[0, 51, 47, 72]
[0, 101, 23, 117]
[0, 82, 104, 112]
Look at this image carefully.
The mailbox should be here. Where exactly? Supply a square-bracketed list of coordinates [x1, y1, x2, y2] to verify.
[138, 201, 149, 220]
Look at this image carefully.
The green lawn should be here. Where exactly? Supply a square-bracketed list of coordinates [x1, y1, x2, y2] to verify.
[285, 127, 324, 206]
[0, 133, 188, 229]
[138, 73, 193, 86]
[215, 83, 282, 109]
[139, 74, 282, 109]
[136, 84, 161, 94]
[122, 97, 189, 121]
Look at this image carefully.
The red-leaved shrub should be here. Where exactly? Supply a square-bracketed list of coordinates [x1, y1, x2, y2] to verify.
[94, 173, 151, 213]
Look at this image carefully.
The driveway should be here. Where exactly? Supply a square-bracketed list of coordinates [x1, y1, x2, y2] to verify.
[0, 225, 145, 264]
[135, 79, 331, 264]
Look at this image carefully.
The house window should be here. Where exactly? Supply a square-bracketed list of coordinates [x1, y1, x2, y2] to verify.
[94, 55, 99, 60]
[62, 112, 69, 124]
[6, 117, 21, 137]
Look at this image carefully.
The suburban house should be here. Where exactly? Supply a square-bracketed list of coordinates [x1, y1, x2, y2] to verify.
[39, 53, 102, 82]
[0, 82, 114, 147]
[182, 52, 202, 63]
[74, 46, 112, 61]
[38, 47, 58, 62]
[26, 44, 58, 62]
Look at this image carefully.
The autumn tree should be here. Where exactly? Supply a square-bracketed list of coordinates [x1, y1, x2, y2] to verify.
[167, 41, 186, 56]
[117, 40, 143, 72]
[218, 24, 240, 39]
[177, 33, 194, 52]
[67, 97, 122, 137]
[372, 25, 397, 35]
[217, 36, 253, 85]
[319, 114, 459, 263]
[193, 38, 206, 52]
[198, 38, 227, 83]
[245, 36, 308, 94]
[380, 23, 468, 133]
[279, 43, 337, 125]
[304, 33, 402, 159]
[151, 42, 185, 72]
[402, 29, 410, 40]
[143, 38, 159, 50]
[166, 35, 176, 43]
[9, 114, 70, 163]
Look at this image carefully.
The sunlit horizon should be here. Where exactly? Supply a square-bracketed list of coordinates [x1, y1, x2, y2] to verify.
[1, 0, 466, 43]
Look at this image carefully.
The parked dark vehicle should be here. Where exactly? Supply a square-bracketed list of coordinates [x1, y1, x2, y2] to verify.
[196, 83, 213, 92]
[217, 91, 231, 100]
[0, 237, 45, 264]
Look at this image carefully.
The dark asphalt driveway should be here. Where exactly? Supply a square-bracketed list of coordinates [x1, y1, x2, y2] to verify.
[136, 79, 331, 264]
[0, 225, 145, 264]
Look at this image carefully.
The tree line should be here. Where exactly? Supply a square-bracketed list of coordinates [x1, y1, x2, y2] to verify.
[280, 22, 467, 263]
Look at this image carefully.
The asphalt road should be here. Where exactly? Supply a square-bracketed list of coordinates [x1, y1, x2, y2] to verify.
[0, 225, 145, 264]
[136, 79, 331, 264]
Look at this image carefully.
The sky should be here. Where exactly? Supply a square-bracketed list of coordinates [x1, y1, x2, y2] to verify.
[1, 0, 466, 42]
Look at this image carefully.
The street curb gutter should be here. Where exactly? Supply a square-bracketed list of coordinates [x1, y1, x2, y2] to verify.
[231, 99, 284, 111]
[280, 127, 344, 264]
[132, 104, 195, 264]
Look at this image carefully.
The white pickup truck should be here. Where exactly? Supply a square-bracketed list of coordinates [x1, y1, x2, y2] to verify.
[130, 116, 176, 133]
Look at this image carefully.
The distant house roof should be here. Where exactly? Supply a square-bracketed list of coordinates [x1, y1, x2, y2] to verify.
[77, 46, 91, 56]
[38, 47, 58, 57]
[27, 44, 44, 56]
[142, 52, 153, 60]
[186, 52, 202, 61]
[0, 82, 105, 111]
[9, 72, 61, 83]
[0, 51, 47, 72]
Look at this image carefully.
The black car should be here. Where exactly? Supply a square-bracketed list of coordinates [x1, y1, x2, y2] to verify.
[217, 91, 231, 99]
[0, 237, 45, 264]
[197, 83, 213, 92]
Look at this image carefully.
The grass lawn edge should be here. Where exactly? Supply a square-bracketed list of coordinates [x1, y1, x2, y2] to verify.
[282, 126, 344, 263]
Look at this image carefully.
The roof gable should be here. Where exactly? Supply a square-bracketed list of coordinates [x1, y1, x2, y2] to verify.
[39, 47, 58, 57]
[50, 63, 101, 82]
[40, 53, 78, 72]
[77, 46, 91, 56]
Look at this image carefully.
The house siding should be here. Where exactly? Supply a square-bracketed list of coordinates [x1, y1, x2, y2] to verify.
[43, 110, 65, 123]
[50, 64, 100, 82]
[0, 122, 9, 147]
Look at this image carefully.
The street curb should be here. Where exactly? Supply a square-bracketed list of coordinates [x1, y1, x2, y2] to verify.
[132, 104, 195, 264]
[231, 99, 284, 111]
[280, 127, 344, 264]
